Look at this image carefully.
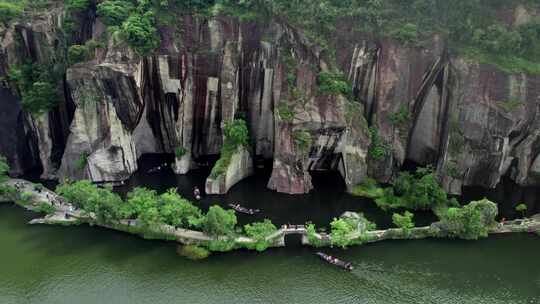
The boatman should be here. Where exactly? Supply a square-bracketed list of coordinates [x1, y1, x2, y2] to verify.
[194, 187, 201, 200]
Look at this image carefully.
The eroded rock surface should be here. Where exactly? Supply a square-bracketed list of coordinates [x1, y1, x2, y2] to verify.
[0, 4, 539, 197]
[205, 146, 253, 195]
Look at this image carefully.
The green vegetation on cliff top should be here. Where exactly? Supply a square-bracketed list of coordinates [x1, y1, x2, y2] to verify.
[210, 118, 249, 179]
[4, 1, 539, 74]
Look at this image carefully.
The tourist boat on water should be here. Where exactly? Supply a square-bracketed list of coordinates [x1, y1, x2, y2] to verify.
[147, 163, 169, 173]
[315, 252, 354, 271]
[228, 203, 260, 215]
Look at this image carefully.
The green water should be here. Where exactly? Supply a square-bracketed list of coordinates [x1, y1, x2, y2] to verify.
[1, 204, 539, 304]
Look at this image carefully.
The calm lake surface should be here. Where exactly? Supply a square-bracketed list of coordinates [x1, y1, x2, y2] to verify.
[2, 157, 540, 304]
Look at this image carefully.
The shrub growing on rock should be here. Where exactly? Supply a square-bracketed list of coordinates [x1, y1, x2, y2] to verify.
[57, 180, 124, 223]
[316, 71, 351, 97]
[36, 202, 55, 215]
[392, 211, 415, 235]
[97, 0, 135, 26]
[174, 147, 186, 158]
[210, 119, 249, 178]
[515, 203, 527, 218]
[66, 0, 91, 12]
[435, 198, 498, 240]
[362, 166, 459, 212]
[330, 212, 375, 248]
[8, 63, 60, 114]
[75, 152, 89, 171]
[121, 11, 160, 56]
[177, 245, 210, 260]
[305, 223, 324, 247]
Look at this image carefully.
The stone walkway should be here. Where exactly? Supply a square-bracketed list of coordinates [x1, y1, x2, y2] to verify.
[2, 178, 539, 250]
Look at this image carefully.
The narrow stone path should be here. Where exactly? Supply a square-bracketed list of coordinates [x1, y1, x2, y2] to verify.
[2, 178, 539, 251]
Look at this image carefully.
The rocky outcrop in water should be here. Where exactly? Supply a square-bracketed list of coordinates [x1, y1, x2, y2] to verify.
[205, 146, 253, 194]
[0, 3, 539, 197]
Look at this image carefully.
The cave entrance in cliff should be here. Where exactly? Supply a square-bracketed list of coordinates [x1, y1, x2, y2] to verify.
[401, 159, 421, 173]
[253, 156, 273, 174]
[136, 153, 176, 172]
[308, 155, 347, 193]
[194, 154, 220, 171]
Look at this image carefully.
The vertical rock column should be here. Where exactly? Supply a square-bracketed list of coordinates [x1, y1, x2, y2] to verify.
[59, 64, 141, 182]
[205, 146, 254, 194]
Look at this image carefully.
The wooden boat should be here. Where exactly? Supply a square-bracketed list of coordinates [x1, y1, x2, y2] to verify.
[228, 203, 260, 215]
[315, 252, 354, 271]
[147, 163, 169, 173]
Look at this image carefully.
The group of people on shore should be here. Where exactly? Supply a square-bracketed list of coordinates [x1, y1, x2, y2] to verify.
[282, 224, 305, 230]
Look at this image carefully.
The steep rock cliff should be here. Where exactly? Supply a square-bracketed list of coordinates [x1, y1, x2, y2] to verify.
[0, 3, 539, 197]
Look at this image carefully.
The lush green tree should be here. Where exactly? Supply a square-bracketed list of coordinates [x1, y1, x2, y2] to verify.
[158, 189, 203, 228]
[472, 24, 523, 54]
[121, 187, 159, 219]
[97, 0, 135, 26]
[8, 63, 60, 114]
[56, 180, 124, 223]
[391, 23, 418, 44]
[372, 166, 458, 211]
[0, 1, 22, 26]
[138, 206, 161, 227]
[94, 197, 122, 223]
[67, 45, 86, 64]
[392, 211, 414, 235]
[305, 223, 324, 247]
[223, 119, 249, 147]
[316, 71, 351, 96]
[515, 203, 528, 218]
[66, 0, 91, 12]
[203, 205, 237, 236]
[330, 217, 355, 248]
[21, 82, 58, 114]
[66, 39, 103, 65]
[243, 219, 277, 251]
[121, 11, 160, 56]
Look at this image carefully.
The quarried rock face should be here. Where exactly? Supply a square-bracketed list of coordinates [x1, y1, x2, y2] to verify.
[0, 6, 73, 179]
[438, 59, 540, 194]
[59, 63, 140, 182]
[2, 4, 539, 198]
[205, 146, 253, 194]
